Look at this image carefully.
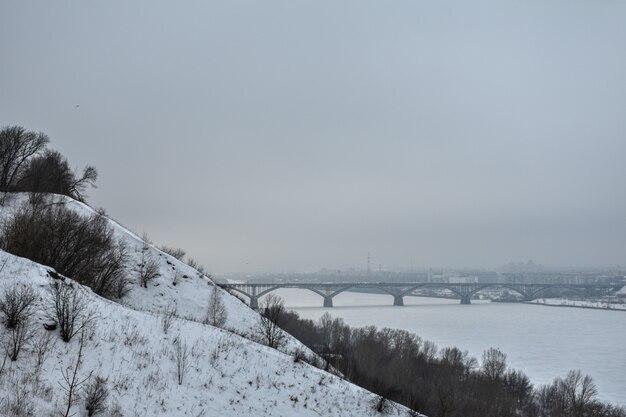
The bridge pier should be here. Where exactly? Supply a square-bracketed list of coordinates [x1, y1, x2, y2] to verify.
[249, 296, 259, 310]
[460, 295, 471, 305]
[323, 296, 334, 308]
[393, 295, 404, 306]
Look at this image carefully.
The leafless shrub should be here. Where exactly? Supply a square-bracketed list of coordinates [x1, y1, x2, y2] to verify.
[26, 190, 47, 205]
[32, 330, 56, 368]
[173, 337, 190, 385]
[225, 289, 248, 305]
[122, 325, 147, 347]
[48, 282, 95, 343]
[161, 304, 177, 334]
[373, 395, 390, 413]
[158, 245, 186, 261]
[186, 258, 206, 275]
[0, 283, 36, 329]
[293, 348, 307, 363]
[108, 401, 124, 417]
[0, 381, 35, 417]
[111, 270, 133, 300]
[304, 352, 325, 370]
[1, 205, 129, 300]
[90, 239, 130, 299]
[5, 319, 34, 361]
[407, 408, 422, 417]
[137, 236, 160, 288]
[84, 376, 109, 416]
[203, 286, 227, 328]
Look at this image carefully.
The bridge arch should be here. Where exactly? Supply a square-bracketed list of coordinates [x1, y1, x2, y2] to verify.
[400, 283, 473, 304]
[528, 284, 586, 300]
[312, 284, 398, 307]
[467, 284, 530, 300]
[334, 284, 411, 306]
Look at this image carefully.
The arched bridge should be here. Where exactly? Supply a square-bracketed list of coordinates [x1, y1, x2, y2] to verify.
[221, 282, 623, 310]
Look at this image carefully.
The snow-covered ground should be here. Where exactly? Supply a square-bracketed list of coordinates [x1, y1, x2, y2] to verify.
[529, 298, 626, 311]
[0, 193, 289, 346]
[0, 193, 414, 417]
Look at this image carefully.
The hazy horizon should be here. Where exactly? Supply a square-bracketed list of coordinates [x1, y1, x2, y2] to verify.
[2, 1, 625, 273]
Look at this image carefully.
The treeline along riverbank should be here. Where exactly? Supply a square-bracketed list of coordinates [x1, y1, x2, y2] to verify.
[259, 296, 626, 417]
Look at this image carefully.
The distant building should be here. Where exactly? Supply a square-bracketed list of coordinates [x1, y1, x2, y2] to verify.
[447, 276, 478, 284]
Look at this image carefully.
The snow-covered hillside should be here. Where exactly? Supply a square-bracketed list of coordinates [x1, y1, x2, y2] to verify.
[0, 193, 282, 344]
[0, 193, 414, 417]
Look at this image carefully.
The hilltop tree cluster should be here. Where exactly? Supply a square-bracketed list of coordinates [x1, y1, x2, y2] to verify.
[0, 125, 97, 203]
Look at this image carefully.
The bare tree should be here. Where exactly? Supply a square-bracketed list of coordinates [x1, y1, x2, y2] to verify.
[14, 149, 98, 202]
[173, 337, 190, 385]
[137, 234, 159, 288]
[257, 294, 287, 349]
[59, 331, 92, 417]
[48, 282, 95, 343]
[482, 347, 507, 381]
[69, 165, 98, 202]
[204, 286, 227, 328]
[561, 370, 599, 417]
[0, 283, 36, 329]
[0, 125, 49, 196]
[318, 312, 335, 354]
[537, 370, 601, 417]
[138, 251, 159, 288]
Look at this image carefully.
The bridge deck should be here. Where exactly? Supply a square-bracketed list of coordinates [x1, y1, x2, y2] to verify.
[221, 282, 623, 309]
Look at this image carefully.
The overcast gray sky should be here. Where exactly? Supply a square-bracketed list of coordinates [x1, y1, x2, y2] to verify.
[2, 0, 625, 273]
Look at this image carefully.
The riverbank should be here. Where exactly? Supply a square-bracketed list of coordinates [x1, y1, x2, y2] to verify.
[281, 289, 626, 405]
[527, 298, 626, 312]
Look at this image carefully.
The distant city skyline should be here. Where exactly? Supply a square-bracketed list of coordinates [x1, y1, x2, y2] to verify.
[2, 0, 626, 273]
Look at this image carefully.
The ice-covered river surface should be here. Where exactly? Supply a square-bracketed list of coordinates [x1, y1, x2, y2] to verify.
[268, 288, 626, 406]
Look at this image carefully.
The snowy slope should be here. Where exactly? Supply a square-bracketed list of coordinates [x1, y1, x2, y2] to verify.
[0, 251, 413, 417]
[0, 193, 417, 417]
[0, 193, 285, 347]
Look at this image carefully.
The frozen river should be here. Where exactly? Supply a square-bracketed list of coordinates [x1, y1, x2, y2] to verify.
[266, 288, 626, 406]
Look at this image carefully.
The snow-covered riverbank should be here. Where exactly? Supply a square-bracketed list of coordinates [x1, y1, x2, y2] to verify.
[528, 298, 626, 311]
